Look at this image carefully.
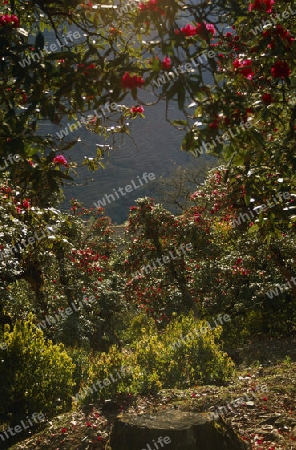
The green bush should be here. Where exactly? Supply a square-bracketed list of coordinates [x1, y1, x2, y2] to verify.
[221, 309, 263, 347]
[221, 299, 296, 348]
[75, 313, 235, 403]
[132, 312, 235, 389]
[0, 313, 75, 422]
[75, 345, 134, 405]
[119, 313, 157, 345]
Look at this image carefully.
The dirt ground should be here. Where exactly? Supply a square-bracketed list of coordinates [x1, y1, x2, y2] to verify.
[8, 334, 296, 450]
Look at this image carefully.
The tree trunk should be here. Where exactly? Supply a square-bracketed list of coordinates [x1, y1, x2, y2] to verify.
[110, 410, 250, 450]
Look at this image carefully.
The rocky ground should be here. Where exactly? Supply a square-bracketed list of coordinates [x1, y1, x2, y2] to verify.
[7, 335, 296, 450]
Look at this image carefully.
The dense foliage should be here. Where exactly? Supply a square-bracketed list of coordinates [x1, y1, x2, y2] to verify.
[0, 0, 295, 444]
[75, 313, 234, 404]
[0, 314, 74, 422]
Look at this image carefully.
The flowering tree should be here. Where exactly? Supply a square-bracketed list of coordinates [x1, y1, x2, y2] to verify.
[0, 0, 146, 204]
[0, 187, 128, 350]
[1, 0, 295, 225]
[124, 197, 199, 321]
[1, 0, 296, 335]
[123, 169, 295, 336]
[178, 0, 296, 239]
[0, 0, 222, 343]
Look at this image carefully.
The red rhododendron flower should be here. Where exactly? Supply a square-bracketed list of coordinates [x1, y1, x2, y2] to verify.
[11, 15, 20, 27]
[205, 23, 216, 36]
[263, 25, 294, 49]
[209, 120, 219, 129]
[233, 59, 254, 80]
[262, 93, 272, 104]
[194, 22, 216, 38]
[178, 24, 198, 37]
[272, 25, 293, 43]
[271, 60, 291, 78]
[0, 15, 10, 26]
[53, 155, 68, 165]
[121, 72, 145, 89]
[248, 0, 275, 13]
[0, 14, 20, 27]
[130, 106, 144, 114]
[139, 0, 159, 12]
[178, 22, 215, 38]
[162, 56, 171, 69]
[22, 199, 30, 209]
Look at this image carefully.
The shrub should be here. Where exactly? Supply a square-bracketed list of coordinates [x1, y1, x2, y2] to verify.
[0, 313, 75, 422]
[134, 312, 235, 388]
[119, 313, 157, 345]
[75, 345, 135, 404]
[75, 313, 235, 403]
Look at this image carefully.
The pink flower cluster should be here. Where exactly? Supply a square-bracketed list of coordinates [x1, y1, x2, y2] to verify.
[53, 155, 68, 166]
[233, 57, 291, 81]
[0, 14, 20, 27]
[233, 59, 254, 80]
[175, 22, 215, 38]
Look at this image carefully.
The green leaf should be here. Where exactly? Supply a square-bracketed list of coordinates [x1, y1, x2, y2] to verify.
[181, 130, 195, 153]
[194, 106, 203, 118]
[248, 224, 259, 233]
[172, 120, 188, 126]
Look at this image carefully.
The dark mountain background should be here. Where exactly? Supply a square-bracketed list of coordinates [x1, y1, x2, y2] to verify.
[59, 105, 214, 223]
[39, 21, 217, 224]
